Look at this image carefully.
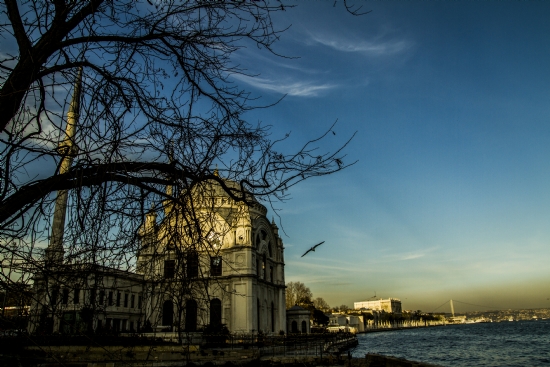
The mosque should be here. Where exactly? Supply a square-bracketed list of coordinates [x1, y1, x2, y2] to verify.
[135, 178, 287, 334]
[28, 72, 289, 335]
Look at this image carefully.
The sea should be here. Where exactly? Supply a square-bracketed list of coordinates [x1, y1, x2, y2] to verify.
[352, 320, 550, 367]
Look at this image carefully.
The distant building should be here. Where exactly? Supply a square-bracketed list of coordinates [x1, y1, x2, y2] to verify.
[448, 315, 467, 324]
[354, 298, 402, 314]
[325, 313, 364, 333]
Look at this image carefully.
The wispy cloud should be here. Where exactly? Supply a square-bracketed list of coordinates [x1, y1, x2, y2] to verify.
[399, 253, 425, 261]
[308, 33, 412, 56]
[384, 246, 440, 262]
[286, 260, 353, 273]
[232, 74, 336, 97]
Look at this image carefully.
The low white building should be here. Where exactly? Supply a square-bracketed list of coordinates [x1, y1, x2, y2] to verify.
[353, 298, 402, 314]
[325, 313, 364, 333]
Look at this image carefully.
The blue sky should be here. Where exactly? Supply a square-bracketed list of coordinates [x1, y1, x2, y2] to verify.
[2, 1, 549, 314]
[236, 1, 550, 312]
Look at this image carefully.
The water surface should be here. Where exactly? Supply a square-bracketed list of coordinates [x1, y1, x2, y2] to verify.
[352, 320, 550, 367]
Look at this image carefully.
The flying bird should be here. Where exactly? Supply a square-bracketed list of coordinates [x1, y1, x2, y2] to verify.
[301, 241, 325, 257]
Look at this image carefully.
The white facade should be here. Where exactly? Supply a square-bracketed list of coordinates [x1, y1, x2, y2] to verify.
[136, 180, 287, 334]
[354, 298, 402, 314]
[29, 267, 144, 334]
[326, 313, 364, 333]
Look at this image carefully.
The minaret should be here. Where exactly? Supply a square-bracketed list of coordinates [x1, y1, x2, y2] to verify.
[163, 143, 175, 217]
[45, 68, 82, 265]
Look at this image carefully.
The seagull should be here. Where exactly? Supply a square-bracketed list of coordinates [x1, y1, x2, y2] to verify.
[301, 241, 325, 257]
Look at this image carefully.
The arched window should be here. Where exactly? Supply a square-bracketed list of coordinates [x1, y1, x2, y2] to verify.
[210, 298, 222, 327]
[162, 300, 173, 329]
[301, 320, 307, 334]
[268, 241, 272, 257]
[185, 300, 198, 331]
[256, 229, 269, 250]
[291, 320, 298, 333]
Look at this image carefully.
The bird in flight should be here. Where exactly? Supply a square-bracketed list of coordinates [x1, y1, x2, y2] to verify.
[301, 241, 325, 257]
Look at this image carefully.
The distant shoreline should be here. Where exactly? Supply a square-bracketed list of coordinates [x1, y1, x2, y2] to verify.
[358, 323, 447, 334]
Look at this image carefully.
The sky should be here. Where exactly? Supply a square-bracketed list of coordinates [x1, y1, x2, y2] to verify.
[2, 1, 549, 314]
[234, 1, 550, 313]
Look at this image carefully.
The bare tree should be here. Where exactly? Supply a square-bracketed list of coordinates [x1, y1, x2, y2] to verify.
[0, 0, 354, 253]
[339, 304, 350, 312]
[0, 0, 356, 344]
[285, 281, 313, 309]
[313, 297, 330, 311]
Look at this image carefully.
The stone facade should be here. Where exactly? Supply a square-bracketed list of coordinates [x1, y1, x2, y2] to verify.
[28, 266, 144, 334]
[136, 180, 286, 334]
[286, 305, 310, 334]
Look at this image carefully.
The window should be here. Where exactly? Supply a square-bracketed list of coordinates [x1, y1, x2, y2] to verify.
[113, 318, 120, 331]
[185, 300, 197, 331]
[124, 293, 129, 308]
[270, 266, 274, 283]
[210, 256, 222, 276]
[301, 320, 307, 334]
[62, 289, 69, 305]
[131, 294, 135, 308]
[164, 260, 175, 279]
[162, 300, 174, 328]
[138, 295, 142, 309]
[186, 251, 199, 278]
[51, 287, 59, 306]
[99, 291, 105, 306]
[108, 291, 113, 306]
[256, 258, 260, 277]
[90, 287, 97, 306]
[210, 298, 222, 327]
[116, 292, 121, 307]
[74, 288, 80, 304]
